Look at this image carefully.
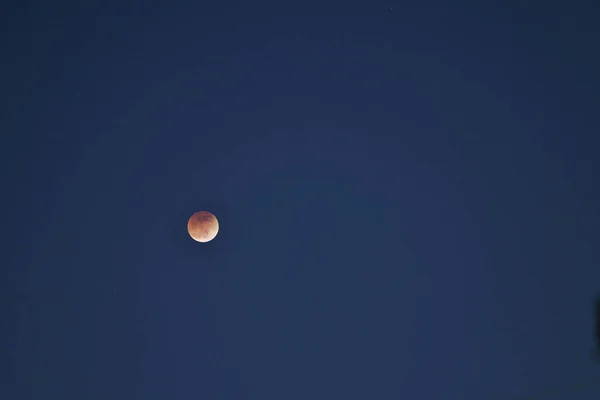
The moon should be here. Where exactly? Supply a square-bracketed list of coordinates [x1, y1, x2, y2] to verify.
[187, 211, 219, 243]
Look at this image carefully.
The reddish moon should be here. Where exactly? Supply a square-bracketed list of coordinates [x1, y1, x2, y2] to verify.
[187, 211, 219, 243]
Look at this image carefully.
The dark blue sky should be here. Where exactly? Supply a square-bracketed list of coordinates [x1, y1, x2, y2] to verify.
[2, 1, 600, 399]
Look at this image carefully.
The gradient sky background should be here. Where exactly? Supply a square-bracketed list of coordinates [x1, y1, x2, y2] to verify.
[2, 1, 600, 399]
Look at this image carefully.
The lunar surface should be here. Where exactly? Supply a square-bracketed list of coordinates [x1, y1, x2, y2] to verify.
[187, 211, 219, 243]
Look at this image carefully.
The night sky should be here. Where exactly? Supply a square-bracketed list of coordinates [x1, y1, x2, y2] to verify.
[2, 1, 600, 399]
